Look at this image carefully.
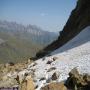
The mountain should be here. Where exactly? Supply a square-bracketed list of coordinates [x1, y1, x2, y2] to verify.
[0, 20, 58, 45]
[0, 0, 90, 89]
[0, 21, 58, 63]
[1, 26, 89, 89]
[36, 0, 90, 58]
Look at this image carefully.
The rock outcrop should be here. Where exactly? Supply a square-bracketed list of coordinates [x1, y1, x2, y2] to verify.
[51, 72, 59, 81]
[41, 82, 67, 90]
[36, 0, 90, 58]
[41, 68, 90, 90]
[15, 73, 35, 90]
[20, 75, 35, 90]
[65, 68, 90, 90]
[0, 59, 33, 88]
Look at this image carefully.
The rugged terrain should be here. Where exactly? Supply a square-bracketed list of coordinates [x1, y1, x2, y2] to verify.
[0, 0, 90, 90]
[0, 25, 90, 90]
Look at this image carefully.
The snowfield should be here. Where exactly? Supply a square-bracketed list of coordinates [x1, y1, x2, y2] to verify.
[27, 26, 90, 89]
[8, 26, 90, 90]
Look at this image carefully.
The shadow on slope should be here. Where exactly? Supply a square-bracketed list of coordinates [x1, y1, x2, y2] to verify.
[51, 26, 90, 55]
[35, 0, 90, 59]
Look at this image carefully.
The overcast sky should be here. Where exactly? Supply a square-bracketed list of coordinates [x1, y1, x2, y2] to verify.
[0, 0, 77, 32]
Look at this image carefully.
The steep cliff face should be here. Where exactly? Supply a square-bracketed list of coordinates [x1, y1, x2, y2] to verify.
[36, 0, 90, 58]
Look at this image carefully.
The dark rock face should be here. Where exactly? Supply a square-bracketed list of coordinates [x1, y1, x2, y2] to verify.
[65, 68, 90, 90]
[36, 0, 90, 58]
[51, 72, 58, 80]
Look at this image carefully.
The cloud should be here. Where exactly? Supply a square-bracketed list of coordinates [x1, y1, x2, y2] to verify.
[40, 13, 47, 16]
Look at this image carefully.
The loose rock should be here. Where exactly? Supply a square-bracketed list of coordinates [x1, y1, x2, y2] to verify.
[41, 82, 67, 90]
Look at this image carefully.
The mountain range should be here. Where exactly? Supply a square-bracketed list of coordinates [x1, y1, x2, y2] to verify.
[0, 21, 58, 63]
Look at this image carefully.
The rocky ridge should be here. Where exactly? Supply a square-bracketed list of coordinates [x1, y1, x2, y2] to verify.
[36, 0, 90, 58]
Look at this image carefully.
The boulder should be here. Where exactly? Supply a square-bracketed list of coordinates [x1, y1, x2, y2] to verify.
[65, 68, 90, 90]
[15, 74, 24, 84]
[41, 82, 67, 90]
[46, 61, 52, 64]
[39, 77, 46, 81]
[69, 67, 79, 77]
[51, 72, 58, 80]
[47, 67, 56, 72]
[52, 57, 58, 61]
[20, 75, 35, 90]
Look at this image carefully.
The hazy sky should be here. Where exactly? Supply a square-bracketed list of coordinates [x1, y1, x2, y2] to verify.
[0, 0, 77, 32]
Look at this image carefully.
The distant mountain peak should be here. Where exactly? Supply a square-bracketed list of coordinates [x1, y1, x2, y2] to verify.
[0, 20, 58, 63]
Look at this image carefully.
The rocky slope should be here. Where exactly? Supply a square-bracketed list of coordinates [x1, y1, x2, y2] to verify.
[36, 0, 90, 58]
[26, 26, 90, 90]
